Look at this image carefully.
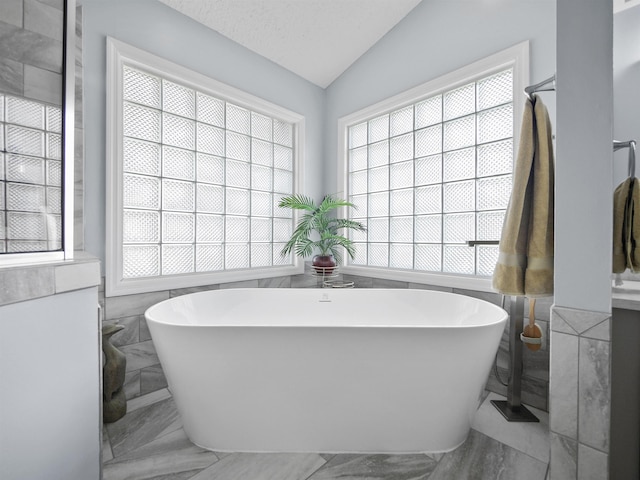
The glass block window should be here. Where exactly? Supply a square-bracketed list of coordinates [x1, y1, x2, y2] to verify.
[0, 94, 63, 253]
[119, 65, 296, 279]
[107, 39, 304, 295]
[345, 67, 515, 277]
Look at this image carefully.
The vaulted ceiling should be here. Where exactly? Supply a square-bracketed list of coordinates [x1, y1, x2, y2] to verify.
[158, 0, 423, 88]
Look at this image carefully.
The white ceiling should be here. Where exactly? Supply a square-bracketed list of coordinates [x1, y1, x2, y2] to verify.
[157, 0, 423, 88]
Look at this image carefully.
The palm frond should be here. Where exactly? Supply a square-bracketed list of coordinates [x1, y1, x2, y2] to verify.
[332, 218, 366, 232]
[277, 194, 318, 212]
[317, 195, 354, 215]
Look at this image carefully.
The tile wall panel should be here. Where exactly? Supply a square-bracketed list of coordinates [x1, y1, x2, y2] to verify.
[549, 305, 611, 480]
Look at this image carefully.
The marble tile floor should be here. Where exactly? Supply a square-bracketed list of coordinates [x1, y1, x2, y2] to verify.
[103, 389, 550, 480]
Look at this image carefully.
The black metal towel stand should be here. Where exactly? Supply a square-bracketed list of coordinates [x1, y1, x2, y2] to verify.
[491, 295, 539, 422]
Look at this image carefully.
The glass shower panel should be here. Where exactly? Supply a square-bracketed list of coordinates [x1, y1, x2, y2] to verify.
[1, 95, 64, 252]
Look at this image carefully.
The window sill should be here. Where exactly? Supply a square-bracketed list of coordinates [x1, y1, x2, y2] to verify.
[341, 265, 495, 293]
[105, 263, 304, 297]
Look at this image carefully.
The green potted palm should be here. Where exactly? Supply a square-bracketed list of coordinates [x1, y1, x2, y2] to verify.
[279, 194, 366, 273]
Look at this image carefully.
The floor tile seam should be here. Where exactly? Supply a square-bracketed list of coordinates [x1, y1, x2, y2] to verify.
[183, 452, 329, 480]
[301, 453, 443, 480]
[103, 459, 215, 480]
[103, 444, 222, 477]
[104, 436, 115, 463]
[108, 420, 188, 461]
[126, 388, 172, 413]
[300, 450, 442, 480]
[300, 454, 329, 480]
[424, 449, 448, 480]
[184, 466, 215, 480]
[470, 427, 551, 467]
[104, 443, 221, 467]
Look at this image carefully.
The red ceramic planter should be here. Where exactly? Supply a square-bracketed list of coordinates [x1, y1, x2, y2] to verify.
[312, 255, 336, 275]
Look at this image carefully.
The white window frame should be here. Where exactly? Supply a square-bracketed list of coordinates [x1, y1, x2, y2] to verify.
[106, 38, 305, 297]
[336, 41, 529, 292]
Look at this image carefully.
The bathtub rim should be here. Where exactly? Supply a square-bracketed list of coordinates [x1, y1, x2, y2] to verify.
[144, 287, 508, 329]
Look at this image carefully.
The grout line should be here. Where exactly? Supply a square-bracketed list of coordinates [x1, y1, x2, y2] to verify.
[102, 426, 115, 463]
[126, 387, 172, 413]
[301, 454, 330, 480]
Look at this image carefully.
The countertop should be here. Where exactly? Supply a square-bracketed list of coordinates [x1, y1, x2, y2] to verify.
[612, 280, 640, 311]
[0, 251, 101, 307]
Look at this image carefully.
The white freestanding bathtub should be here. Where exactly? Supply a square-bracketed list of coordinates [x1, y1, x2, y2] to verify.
[145, 288, 507, 454]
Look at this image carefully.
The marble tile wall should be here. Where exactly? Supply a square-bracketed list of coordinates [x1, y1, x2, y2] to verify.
[102, 270, 551, 414]
[548, 305, 611, 479]
[0, 0, 64, 105]
[74, 4, 84, 249]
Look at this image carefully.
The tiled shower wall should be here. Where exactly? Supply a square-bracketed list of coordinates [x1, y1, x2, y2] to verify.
[0, 0, 64, 105]
[101, 271, 551, 411]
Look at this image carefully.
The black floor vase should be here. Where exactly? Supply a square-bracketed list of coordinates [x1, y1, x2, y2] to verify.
[102, 324, 127, 423]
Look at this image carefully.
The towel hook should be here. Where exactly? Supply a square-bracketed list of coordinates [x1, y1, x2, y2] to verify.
[524, 74, 556, 99]
[614, 140, 637, 178]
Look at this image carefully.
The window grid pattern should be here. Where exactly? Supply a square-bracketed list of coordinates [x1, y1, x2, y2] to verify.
[121, 66, 294, 279]
[347, 69, 513, 276]
[0, 94, 63, 253]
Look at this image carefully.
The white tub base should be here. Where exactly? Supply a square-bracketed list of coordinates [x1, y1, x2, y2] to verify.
[146, 288, 507, 453]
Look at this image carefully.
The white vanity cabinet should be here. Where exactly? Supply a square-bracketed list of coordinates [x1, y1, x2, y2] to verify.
[0, 259, 101, 480]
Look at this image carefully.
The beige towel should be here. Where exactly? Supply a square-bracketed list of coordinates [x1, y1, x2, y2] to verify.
[630, 180, 640, 271]
[613, 177, 633, 273]
[613, 177, 640, 273]
[493, 94, 554, 297]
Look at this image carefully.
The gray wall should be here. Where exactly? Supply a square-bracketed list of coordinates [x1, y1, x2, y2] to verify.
[324, 0, 557, 195]
[555, 0, 613, 313]
[81, 0, 325, 267]
[613, 5, 640, 185]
